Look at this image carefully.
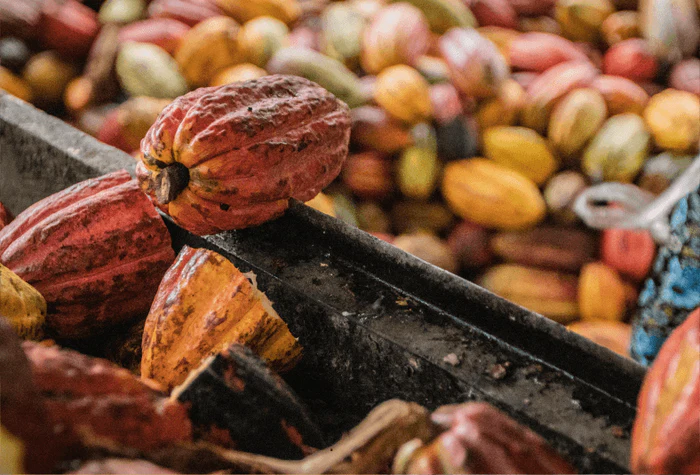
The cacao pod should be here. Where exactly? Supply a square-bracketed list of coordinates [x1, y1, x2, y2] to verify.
[357, 202, 391, 233]
[374, 64, 433, 124]
[479, 264, 579, 323]
[361, 3, 430, 74]
[644, 89, 700, 153]
[521, 60, 599, 133]
[217, 0, 301, 24]
[491, 226, 597, 272]
[601, 229, 656, 281]
[0, 170, 175, 338]
[543, 171, 588, 224]
[441, 158, 546, 230]
[393, 231, 458, 273]
[113, 96, 172, 153]
[394, 402, 576, 474]
[602, 38, 658, 82]
[351, 106, 413, 153]
[0, 66, 32, 103]
[555, 0, 615, 43]
[578, 262, 627, 321]
[397, 123, 440, 200]
[590, 74, 649, 115]
[22, 51, 78, 108]
[548, 87, 608, 160]
[519, 16, 562, 35]
[138, 75, 351, 235]
[482, 126, 558, 185]
[210, 63, 267, 86]
[267, 47, 369, 108]
[447, 221, 492, 269]
[141, 246, 302, 390]
[601, 10, 639, 46]
[439, 28, 509, 99]
[476, 26, 521, 62]
[97, 107, 133, 152]
[509, 32, 590, 73]
[415, 55, 451, 84]
[98, 0, 146, 24]
[639, 0, 700, 63]
[669, 58, 700, 96]
[321, 3, 366, 68]
[174, 16, 241, 88]
[305, 192, 336, 218]
[0, 202, 12, 229]
[38, 0, 100, 59]
[391, 201, 455, 234]
[148, 0, 224, 26]
[507, 0, 556, 16]
[387, 0, 476, 33]
[567, 321, 631, 357]
[470, 0, 518, 28]
[24, 342, 192, 451]
[238, 16, 289, 68]
[582, 113, 650, 183]
[476, 79, 525, 130]
[0, 37, 31, 74]
[116, 42, 188, 99]
[118, 18, 191, 55]
[631, 307, 700, 474]
[342, 152, 395, 200]
[0, 263, 46, 340]
[429, 82, 463, 125]
[69, 459, 177, 474]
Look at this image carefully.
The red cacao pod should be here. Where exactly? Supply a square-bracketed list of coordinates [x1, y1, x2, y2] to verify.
[38, 0, 100, 59]
[509, 32, 589, 73]
[23, 341, 192, 452]
[0, 170, 175, 338]
[147, 0, 224, 26]
[601, 229, 656, 281]
[590, 74, 650, 115]
[342, 152, 394, 200]
[0, 201, 13, 230]
[507, 0, 556, 16]
[602, 38, 658, 82]
[394, 402, 576, 474]
[118, 18, 191, 55]
[137, 75, 351, 235]
[97, 108, 133, 152]
[631, 308, 700, 474]
[470, 0, 518, 29]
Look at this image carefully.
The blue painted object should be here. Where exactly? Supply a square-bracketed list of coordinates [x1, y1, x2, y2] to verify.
[630, 186, 700, 366]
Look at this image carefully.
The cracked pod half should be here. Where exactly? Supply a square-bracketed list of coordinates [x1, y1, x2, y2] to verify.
[137, 74, 352, 236]
[0, 170, 175, 339]
[141, 245, 302, 391]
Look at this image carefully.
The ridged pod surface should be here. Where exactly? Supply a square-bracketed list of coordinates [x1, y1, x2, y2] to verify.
[141, 246, 302, 390]
[137, 75, 351, 235]
[0, 170, 175, 338]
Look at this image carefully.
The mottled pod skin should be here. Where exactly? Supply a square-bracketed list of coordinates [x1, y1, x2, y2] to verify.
[141, 246, 302, 391]
[631, 308, 700, 474]
[0, 170, 175, 339]
[137, 75, 351, 236]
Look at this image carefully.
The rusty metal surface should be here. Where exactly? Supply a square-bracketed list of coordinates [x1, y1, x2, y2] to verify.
[0, 92, 645, 473]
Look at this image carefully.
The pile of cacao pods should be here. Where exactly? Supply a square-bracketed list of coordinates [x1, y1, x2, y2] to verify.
[1, 0, 699, 357]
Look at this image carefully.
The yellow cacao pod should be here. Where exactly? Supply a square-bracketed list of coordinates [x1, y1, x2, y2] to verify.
[0, 66, 32, 102]
[175, 16, 241, 87]
[321, 3, 366, 68]
[374, 65, 433, 124]
[482, 126, 558, 185]
[388, 0, 477, 33]
[643, 89, 700, 153]
[476, 79, 525, 130]
[479, 264, 579, 323]
[305, 192, 336, 218]
[578, 262, 626, 322]
[548, 88, 608, 159]
[22, 51, 78, 107]
[441, 158, 546, 230]
[0, 263, 46, 340]
[116, 42, 188, 99]
[210, 63, 267, 86]
[397, 123, 440, 200]
[555, 0, 615, 43]
[238, 16, 289, 68]
[217, 0, 301, 24]
[582, 113, 650, 182]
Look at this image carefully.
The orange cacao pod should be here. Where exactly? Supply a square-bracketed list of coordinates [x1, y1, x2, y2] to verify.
[644, 89, 700, 153]
[470, 0, 517, 29]
[113, 96, 172, 153]
[393, 231, 458, 273]
[601, 229, 656, 281]
[38, 0, 100, 59]
[441, 159, 546, 230]
[567, 321, 631, 357]
[0, 66, 32, 103]
[601, 10, 639, 46]
[148, 0, 224, 26]
[491, 226, 597, 272]
[374, 64, 433, 124]
[479, 264, 579, 323]
[361, 3, 430, 74]
[590, 74, 649, 115]
[0, 170, 175, 338]
[578, 262, 627, 322]
[351, 106, 412, 153]
[24, 342, 192, 451]
[118, 18, 191, 55]
[210, 63, 268, 86]
[669, 58, 700, 96]
[631, 308, 700, 474]
[509, 33, 589, 73]
[395, 402, 576, 474]
[342, 151, 394, 200]
[141, 246, 302, 391]
[521, 60, 599, 133]
[216, 0, 301, 25]
[602, 38, 658, 82]
[22, 51, 78, 108]
[439, 28, 509, 99]
[137, 75, 351, 236]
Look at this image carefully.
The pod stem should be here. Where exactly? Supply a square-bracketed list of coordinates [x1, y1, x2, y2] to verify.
[156, 163, 189, 205]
